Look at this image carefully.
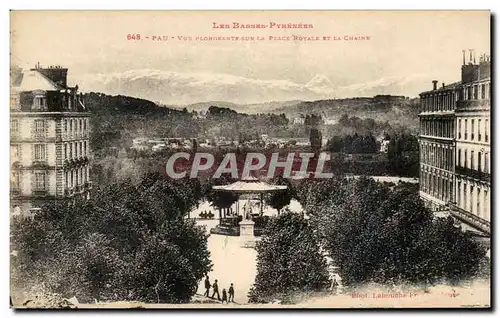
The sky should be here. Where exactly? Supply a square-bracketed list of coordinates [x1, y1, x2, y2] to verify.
[10, 11, 491, 102]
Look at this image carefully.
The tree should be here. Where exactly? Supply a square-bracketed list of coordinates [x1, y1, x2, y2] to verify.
[308, 177, 486, 287]
[309, 128, 322, 152]
[264, 177, 294, 215]
[248, 212, 329, 303]
[205, 175, 239, 220]
[11, 173, 212, 304]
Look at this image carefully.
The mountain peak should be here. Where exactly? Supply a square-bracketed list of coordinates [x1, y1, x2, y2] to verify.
[305, 74, 335, 96]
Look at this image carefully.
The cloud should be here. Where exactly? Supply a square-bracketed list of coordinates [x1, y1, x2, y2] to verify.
[336, 74, 434, 98]
[72, 70, 430, 105]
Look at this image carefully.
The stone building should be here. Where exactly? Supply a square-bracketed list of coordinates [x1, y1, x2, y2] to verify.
[10, 64, 92, 217]
[418, 51, 491, 236]
[419, 80, 459, 210]
[451, 53, 491, 235]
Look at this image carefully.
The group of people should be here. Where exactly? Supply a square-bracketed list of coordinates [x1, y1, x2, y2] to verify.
[203, 275, 235, 304]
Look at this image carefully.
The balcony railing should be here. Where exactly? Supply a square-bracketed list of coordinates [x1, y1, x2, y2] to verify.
[32, 189, 48, 196]
[32, 160, 49, 168]
[449, 204, 490, 235]
[455, 165, 490, 182]
[456, 100, 490, 109]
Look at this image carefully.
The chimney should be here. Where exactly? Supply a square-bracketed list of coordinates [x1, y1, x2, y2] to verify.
[442, 83, 445, 88]
[462, 50, 466, 65]
[432, 80, 438, 90]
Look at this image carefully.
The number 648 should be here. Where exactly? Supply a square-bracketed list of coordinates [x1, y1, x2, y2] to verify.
[127, 34, 141, 40]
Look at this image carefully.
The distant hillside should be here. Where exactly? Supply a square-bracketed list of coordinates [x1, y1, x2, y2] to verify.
[84, 92, 419, 156]
[175, 100, 302, 114]
[85, 92, 182, 116]
[84, 92, 193, 153]
[272, 96, 420, 130]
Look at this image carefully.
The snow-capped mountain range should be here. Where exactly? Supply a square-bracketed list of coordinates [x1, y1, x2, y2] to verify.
[72, 69, 431, 105]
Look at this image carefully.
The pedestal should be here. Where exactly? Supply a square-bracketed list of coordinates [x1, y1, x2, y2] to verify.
[239, 219, 256, 248]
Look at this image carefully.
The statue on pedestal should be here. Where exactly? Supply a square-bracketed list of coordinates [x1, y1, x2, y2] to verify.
[243, 199, 253, 220]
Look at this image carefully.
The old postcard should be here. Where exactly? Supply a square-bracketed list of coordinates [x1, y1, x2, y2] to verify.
[9, 10, 491, 309]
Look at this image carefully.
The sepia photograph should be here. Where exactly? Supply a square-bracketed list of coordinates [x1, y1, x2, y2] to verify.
[8, 10, 491, 309]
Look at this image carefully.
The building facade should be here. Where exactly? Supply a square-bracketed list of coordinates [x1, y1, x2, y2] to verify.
[10, 65, 92, 217]
[451, 54, 491, 235]
[418, 52, 491, 236]
[419, 80, 459, 210]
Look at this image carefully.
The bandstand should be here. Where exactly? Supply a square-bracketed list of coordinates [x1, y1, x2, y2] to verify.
[210, 176, 287, 247]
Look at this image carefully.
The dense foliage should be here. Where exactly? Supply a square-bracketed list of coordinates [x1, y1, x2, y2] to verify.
[264, 176, 294, 215]
[387, 133, 420, 176]
[299, 177, 486, 286]
[11, 173, 212, 304]
[248, 212, 330, 303]
[326, 133, 379, 153]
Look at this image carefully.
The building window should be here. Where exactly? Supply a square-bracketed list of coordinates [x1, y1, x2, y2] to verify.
[11, 119, 19, 135]
[473, 85, 478, 100]
[79, 142, 83, 158]
[34, 119, 45, 137]
[11, 144, 21, 160]
[33, 96, 46, 110]
[469, 185, 474, 212]
[478, 152, 482, 172]
[34, 144, 46, 161]
[484, 190, 488, 220]
[464, 119, 468, 140]
[69, 143, 73, 159]
[471, 119, 475, 140]
[477, 188, 481, 217]
[69, 120, 73, 136]
[471, 151, 474, 170]
[83, 141, 87, 156]
[463, 185, 466, 210]
[64, 144, 68, 160]
[485, 153, 489, 173]
[34, 172, 46, 191]
[485, 119, 489, 142]
[457, 181, 461, 207]
[464, 150, 467, 169]
[458, 149, 461, 167]
[481, 84, 486, 99]
[478, 119, 482, 141]
[458, 119, 461, 139]
[11, 171, 20, 191]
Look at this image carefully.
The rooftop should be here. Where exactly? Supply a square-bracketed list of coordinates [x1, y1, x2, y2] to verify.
[12, 69, 63, 91]
[420, 81, 462, 95]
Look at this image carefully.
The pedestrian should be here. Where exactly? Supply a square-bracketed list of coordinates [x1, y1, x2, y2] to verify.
[331, 278, 339, 294]
[221, 288, 228, 304]
[211, 279, 221, 300]
[203, 275, 211, 297]
[228, 283, 235, 302]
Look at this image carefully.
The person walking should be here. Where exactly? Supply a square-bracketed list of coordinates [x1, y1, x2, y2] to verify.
[331, 278, 339, 294]
[203, 275, 211, 297]
[211, 279, 221, 300]
[228, 283, 235, 302]
[221, 288, 228, 304]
